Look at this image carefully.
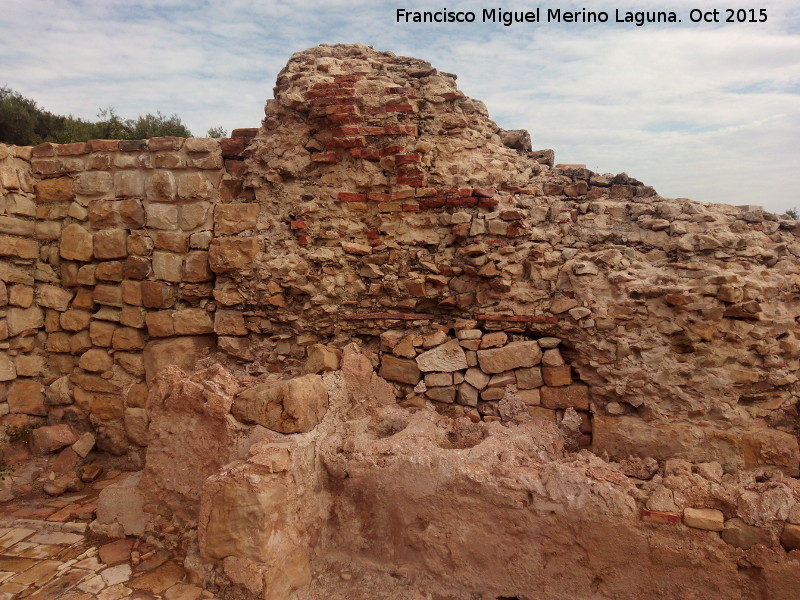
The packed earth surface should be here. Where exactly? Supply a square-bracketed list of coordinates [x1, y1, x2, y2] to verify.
[1, 43, 800, 599]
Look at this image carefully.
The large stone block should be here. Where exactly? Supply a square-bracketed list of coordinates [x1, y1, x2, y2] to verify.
[7, 306, 44, 336]
[30, 423, 78, 454]
[232, 374, 328, 433]
[477, 340, 542, 374]
[74, 171, 113, 196]
[36, 284, 73, 311]
[540, 384, 589, 410]
[143, 335, 216, 384]
[593, 416, 800, 476]
[177, 172, 214, 200]
[94, 230, 128, 259]
[378, 354, 421, 385]
[0, 235, 38, 259]
[145, 170, 177, 202]
[173, 308, 214, 335]
[8, 380, 46, 415]
[209, 237, 260, 272]
[60, 224, 93, 261]
[214, 203, 260, 235]
[416, 340, 468, 372]
[35, 177, 74, 203]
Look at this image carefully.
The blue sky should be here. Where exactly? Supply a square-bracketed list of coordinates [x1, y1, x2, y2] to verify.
[1, 0, 799, 213]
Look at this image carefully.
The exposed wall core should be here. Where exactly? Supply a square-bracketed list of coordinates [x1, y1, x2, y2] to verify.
[2, 43, 800, 599]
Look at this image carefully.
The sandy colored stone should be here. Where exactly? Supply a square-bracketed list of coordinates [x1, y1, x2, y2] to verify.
[0, 354, 15, 381]
[477, 340, 542, 374]
[8, 379, 46, 415]
[303, 344, 342, 374]
[214, 203, 259, 235]
[232, 374, 328, 433]
[60, 224, 93, 261]
[208, 237, 260, 272]
[78, 348, 113, 372]
[416, 339, 468, 373]
[542, 365, 572, 386]
[143, 335, 215, 384]
[30, 423, 78, 454]
[540, 384, 589, 410]
[379, 354, 421, 385]
[7, 306, 44, 336]
[173, 308, 214, 334]
[36, 284, 73, 311]
[94, 229, 128, 259]
[721, 518, 772, 549]
[683, 507, 724, 531]
[36, 176, 74, 202]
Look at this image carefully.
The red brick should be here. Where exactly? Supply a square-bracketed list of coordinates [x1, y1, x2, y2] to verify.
[349, 148, 382, 160]
[355, 126, 383, 135]
[310, 96, 362, 108]
[334, 75, 364, 84]
[367, 192, 392, 202]
[642, 509, 682, 525]
[311, 152, 337, 163]
[391, 190, 415, 200]
[420, 197, 446, 209]
[478, 197, 500, 210]
[445, 188, 473, 197]
[326, 137, 366, 149]
[385, 124, 418, 135]
[305, 87, 354, 99]
[290, 221, 307, 230]
[325, 114, 363, 126]
[385, 103, 415, 113]
[381, 145, 405, 156]
[325, 104, 358, 115]
[331, 126, 360, 137]
[402, 203, 419, 212]
[395, 154, 421, 165]
[366, 230, 380, 240]
[309, 82, 346, 92]
[446, 196, 477, 208]
[297, 234, 309, 246]
[338, 192, 367, 203]
[398, 176, 426, 187]
[473, 187, 495, 198]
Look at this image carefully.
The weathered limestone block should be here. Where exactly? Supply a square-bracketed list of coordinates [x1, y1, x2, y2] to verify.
[7, 306, 44, 336]
[416, 340, 468, 372]
[93, 472, 146, 538]
[35, 177, 74, 202]
[540, 384, 589, 410]
[0, 352, 17, 381]
[146, 203, 178, 230]
[209, 237, 260, 272]
[114, 171, 144, 197]
[78, 348, 113, 372]
[111, 327, 145, 351]
[477, 340, 542, 374]
[141, 281, 175, 309]
[8, 379, 46, 415]
[60, 224, 93, 261]
[214, 203, 260, 235]
[74, 171, 113, 195]
[30, 423, 78, 455]
[542, 365, 572, 386]
[214, 310, 248, 336]
[14, 354, 45, 377]
[0, 234, 38, 259]
[94, 229, 128, 259]
[152, 251, 183, 282]
[182, 250, 213, 282]
[36, 284, 73, 311]
[142, 335, 215, 384]
[173, 308, 214, 335]
[593, 416, 800, 475]
[379, 354, 421, 385]
[232, 374, 328, 433]
[683, 507, 724, 531]
[303, 344, 341, 374]
[145, 170, 177, 202]
[179, 202, 209, 230]
[124, 407, 149, 446]
[721, 518, 772, 549]
[177, 172, 214, 200]
[74, 388, 124, 419]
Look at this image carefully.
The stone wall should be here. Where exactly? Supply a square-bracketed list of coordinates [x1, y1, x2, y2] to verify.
[2, 42, 799, 472]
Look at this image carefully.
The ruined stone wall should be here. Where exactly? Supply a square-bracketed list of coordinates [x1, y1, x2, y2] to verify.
[2, 43, 800, 476]
[0, 131, 256, 460]
[5, 43, 800, 599]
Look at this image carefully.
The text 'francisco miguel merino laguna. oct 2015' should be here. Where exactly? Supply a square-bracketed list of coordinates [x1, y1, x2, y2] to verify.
[395, 7, 769, 27]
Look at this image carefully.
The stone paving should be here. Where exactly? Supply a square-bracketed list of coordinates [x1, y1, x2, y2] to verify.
[0, 473, 214, 600]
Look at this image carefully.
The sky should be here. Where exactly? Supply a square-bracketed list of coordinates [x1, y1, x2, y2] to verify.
[1, 0, 799, 213]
